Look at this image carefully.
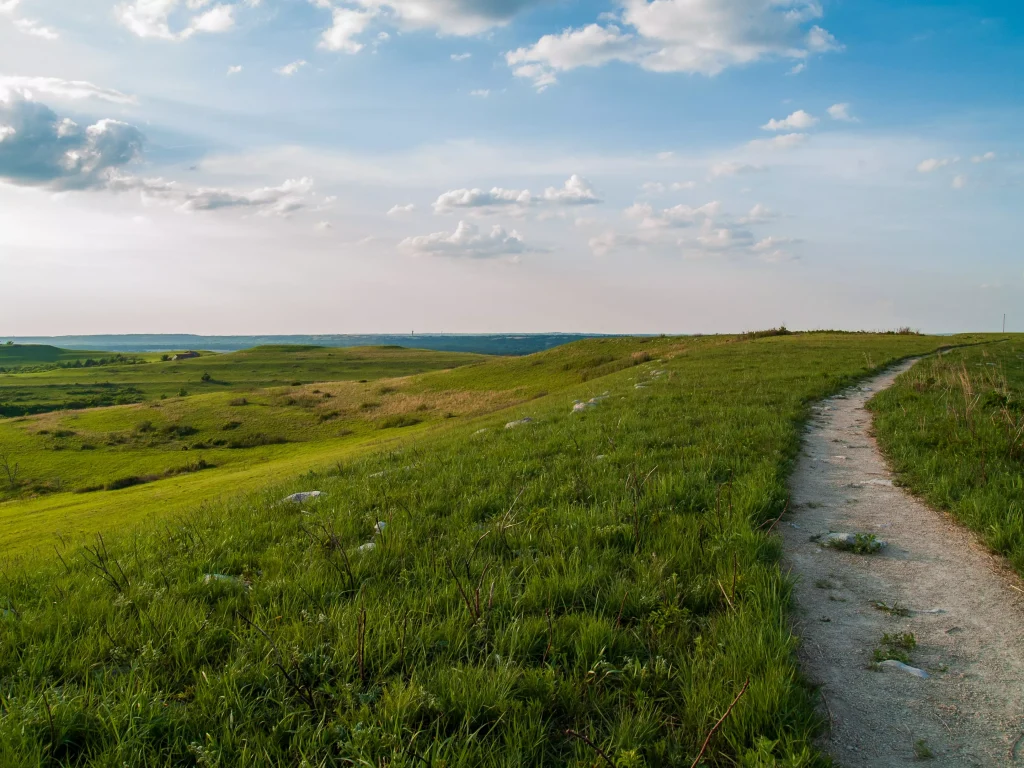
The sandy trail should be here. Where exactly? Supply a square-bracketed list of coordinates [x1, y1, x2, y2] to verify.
[783, 358, 1024, 766]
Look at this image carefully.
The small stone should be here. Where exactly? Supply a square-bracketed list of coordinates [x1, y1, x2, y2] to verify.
[879, 659, 929, 679]
[283, 491, 322, 503]
[505, 417, 534, 429]
[356, 541, 376, 553]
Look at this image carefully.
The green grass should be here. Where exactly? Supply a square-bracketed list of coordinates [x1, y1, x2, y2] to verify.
[0, 332, 978, 767]
[0, 344, 126, 370]
[870, 337, 1024, 573]
[0, 345, 487, 416]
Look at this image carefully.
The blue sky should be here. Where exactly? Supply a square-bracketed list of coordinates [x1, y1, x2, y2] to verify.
[0, 0, 1021, 334]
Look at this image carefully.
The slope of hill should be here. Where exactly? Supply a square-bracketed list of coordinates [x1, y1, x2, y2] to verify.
[0, 332, 989, 767]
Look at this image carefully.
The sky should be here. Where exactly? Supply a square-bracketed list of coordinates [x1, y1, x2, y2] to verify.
[0, 0, 1021, 335]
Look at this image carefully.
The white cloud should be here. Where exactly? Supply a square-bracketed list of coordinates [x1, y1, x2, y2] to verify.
[178, 177, 315, 216]
[541, 174, 601, 205]
[762, 110, 817, 131]
[227, 65, 243, 75]
[625, 200, 720, 229]
[314, 220, 333, 231]
[351, 0, 541, 36]
[116, 0, 237, 41]
[506, 0, 841, 90]
[709, 161, 765, 178]
[749, 132, 808, 150]
[400, 220, 535, 259]
[433, 174, 601, 214]
[320, 7, 376, 53]
[0, 92, 145, 190]
[13, 17, 58, 38]
[951, 174, 967, 190]
[641, 180, 695, 194]
[752, 235, 795, 251]
[971, 151, 996, 163]
[190, 4, 235, 33]
[827, 102, 856, 121]
[742, 203, 777, 224]
[0, 77, 136, 104]
[787, 62, 806, 75]
[470, 89, 490, 98]
[1, 1, 58, 38]
[275, 60, 307, 76]
[387, 202, 416, 215]
[916, 157, 954, 173]
[451, 53, 471, 61]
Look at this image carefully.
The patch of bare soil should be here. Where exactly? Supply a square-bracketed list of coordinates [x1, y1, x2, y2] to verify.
[784, 359, 1024, 766]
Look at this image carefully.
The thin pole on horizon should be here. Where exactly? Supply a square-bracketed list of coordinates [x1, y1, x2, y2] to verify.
[1003, 314, 1006, 333]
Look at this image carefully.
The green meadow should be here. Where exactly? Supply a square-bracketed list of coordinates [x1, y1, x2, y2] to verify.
[871, 337, 1024, 573]
[0, 332, 994, 766]
[0, 344, 486, 416]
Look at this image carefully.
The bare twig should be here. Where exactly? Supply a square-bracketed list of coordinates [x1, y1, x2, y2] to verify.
[689, 678, 750, 768]
[236, 612, 318, 714]
[565, 729, 617, 768]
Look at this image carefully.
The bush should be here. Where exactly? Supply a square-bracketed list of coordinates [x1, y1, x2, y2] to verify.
[377, 415, 422, 429]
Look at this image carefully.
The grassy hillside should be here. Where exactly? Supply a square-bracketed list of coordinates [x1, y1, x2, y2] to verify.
[0, 345, 486, 416]
[870, 337, 1024, 572]
[0, 333, 977, 767]
[0, 344, 130, 371]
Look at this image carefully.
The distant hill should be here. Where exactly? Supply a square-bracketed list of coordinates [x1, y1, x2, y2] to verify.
[5, 334, 611, 356]
[0, 343, 107, 368]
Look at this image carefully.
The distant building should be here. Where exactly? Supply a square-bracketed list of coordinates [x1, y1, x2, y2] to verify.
[171, 351, 200, 361]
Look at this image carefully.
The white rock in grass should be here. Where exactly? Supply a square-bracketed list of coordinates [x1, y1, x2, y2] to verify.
[572, 402, 593, 413]
[472, 428, 489, 436]
[283, 491, 322, 503]
[505, 417, 534, 429]
[879, 660, 929, 679]
[356, 541, 376, 553]
[203, 573, 247, 589]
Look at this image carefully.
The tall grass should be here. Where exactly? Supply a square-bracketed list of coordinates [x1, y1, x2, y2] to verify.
[871, 338, 1024, 572]
[0, 334, 967, 766]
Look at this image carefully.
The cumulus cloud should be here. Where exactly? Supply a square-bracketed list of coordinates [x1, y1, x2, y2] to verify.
[749, 132, 808, 150]
[227, 65, 243, 75]
[741, 203, 777, 223]
[276, 60, 307, 76]
[506, 0, 842, 90]
[350, 0, 541, 36]
[178, 177, 315, 216]
[0, 76, 136, 104]
[917, 157, 955, 173]
[0, 92, 144, 190]
[971, 151, 996, 163]
[827, 102, 856, 121]
[433, 174, 601, 214]
[762, 110, 817, 131]
[641, 180, 696, 194]
[320, 7, 376, 53]
[387, 202, 416, 215]
[709, 161, 765, 178]
[110, 173, 318, 216]
[451, 53, 471, 61]
[116, 0, 238, 41]
[951, 174, 967, 190]
[625, 200, 720, 229]
[400, 221, 536, 259]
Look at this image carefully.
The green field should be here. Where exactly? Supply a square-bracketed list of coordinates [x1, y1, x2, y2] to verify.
[871, 337, 1024, 572]
[0, 344, 487, 416]
[0, 332, 991, 766]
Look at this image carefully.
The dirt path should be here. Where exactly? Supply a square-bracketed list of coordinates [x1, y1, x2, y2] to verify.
[783, 359, 1024, 766]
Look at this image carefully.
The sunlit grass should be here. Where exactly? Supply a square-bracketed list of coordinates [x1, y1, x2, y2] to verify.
[0, 332, 981, 766]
